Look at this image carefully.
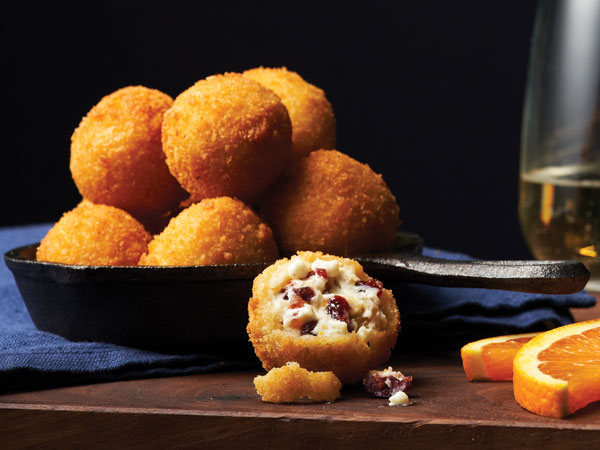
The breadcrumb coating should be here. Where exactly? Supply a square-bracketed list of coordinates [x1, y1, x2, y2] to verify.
[260, 150, 401, 256]
[244, 67, 336, 160]
[254, 362, 341, 403]
[139, 197, 279, 266]
[247, 251, 400, 385]
[36, 201, 151, 266]
[161, 73, 292, 204]
[70, 86, 186, 224]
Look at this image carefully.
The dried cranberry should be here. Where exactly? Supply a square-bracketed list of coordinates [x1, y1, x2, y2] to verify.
[293, 286, 315, 303]
[356, 277, 384, 297]
[326, 295, 351, 324]
[363, 373, 412, 398]
[303, 270, 315, 279]
[302, 268, 328, 279]
[315, 268, 328, 278]
[300, 320, 318, 336]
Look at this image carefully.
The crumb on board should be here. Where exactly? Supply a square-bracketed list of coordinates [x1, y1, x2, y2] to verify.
[363, 366, 413, 406]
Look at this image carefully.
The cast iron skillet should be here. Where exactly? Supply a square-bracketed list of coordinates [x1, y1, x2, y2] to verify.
[4, 232, 590, 354]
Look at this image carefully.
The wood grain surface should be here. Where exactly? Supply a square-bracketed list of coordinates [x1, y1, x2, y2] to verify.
[1, 298, 598, 450]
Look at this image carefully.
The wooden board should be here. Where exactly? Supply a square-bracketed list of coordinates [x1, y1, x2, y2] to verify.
[1, 298, 599, 450]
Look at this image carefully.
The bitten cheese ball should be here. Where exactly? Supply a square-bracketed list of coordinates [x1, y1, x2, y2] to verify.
[161, 73, 293, 204]
[244, 67, 336, 160]
[254, 362, 342, 403]
[70, 86, 186, 224]
[247, 252, 400, 385]
[260, 150, 401, 256]
[139, 197, 279, 266]
[36, 202, 151, 266]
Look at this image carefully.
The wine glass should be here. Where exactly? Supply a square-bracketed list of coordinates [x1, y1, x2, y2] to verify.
[519, 0, 600, 290]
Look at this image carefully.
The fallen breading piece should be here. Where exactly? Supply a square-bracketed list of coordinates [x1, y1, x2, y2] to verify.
[254, 362, 341, 403]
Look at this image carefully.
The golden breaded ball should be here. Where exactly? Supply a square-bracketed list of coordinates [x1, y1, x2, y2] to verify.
[254, 362, 342, 403]
[139, 197, 279, 266]
[70, 86, 187, 223]
[161, 73, 293, 204]
[36, 202, 151, 266]
[260, 150, 400, 256]
[244, 67, 336, 160]
[247, 252, 400, 385]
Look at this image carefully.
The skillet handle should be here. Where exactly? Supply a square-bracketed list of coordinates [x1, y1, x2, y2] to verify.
[357, 254, 590, 294]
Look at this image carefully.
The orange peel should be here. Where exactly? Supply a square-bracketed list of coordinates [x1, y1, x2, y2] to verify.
[461, 332, 538, 381]
[513, 319, 600, 418]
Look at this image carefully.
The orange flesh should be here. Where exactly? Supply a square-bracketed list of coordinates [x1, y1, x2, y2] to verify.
[538, 326, 600, 413]
[481, 337, 533, 380]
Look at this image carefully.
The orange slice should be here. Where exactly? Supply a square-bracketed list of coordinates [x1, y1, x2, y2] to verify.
[461, 333, 539, 381]
[513, 319, 600, 418]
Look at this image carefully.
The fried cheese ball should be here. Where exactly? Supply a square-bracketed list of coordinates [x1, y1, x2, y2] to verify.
[243, 67, 336, 160]
[247, 252, 400, 385]
[162, 73, 293, 204]
[139, 197, 279, 266]
[260, 150, 401, 256]
[36, 202, 151, 266]
[254, 362, 342, 403]
[70, 86, 187, 224]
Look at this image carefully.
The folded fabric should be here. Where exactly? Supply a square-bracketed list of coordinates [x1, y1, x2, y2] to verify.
[0, 224, 255, 392]
[0, 224, 596, 391]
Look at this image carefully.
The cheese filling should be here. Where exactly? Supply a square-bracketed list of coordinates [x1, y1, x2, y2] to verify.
[274, 257, 389, 340]
[388, 390, 410, 407]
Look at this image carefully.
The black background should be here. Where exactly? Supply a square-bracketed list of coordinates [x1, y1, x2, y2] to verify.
[2, 1, 539, 259]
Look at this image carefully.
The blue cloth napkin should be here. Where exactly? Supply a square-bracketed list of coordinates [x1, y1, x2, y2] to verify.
[0, 224, 596, 391]
[0, 224, 255, 392]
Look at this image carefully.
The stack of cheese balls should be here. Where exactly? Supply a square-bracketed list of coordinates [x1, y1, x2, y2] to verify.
[37, 67, 401, 267]
[36, 67, 403, 390]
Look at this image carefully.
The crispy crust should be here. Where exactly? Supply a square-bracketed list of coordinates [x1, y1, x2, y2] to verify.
[139, 197, 279, 266]
[161, 73, 292, 204]
[70, 86, 186, 223]
[260, 150, 400, 256]
[243, 67, 336, 160]
[253, 362, 341, 403]
[36, 201, 151, 266]
[247, 251, 400, 385]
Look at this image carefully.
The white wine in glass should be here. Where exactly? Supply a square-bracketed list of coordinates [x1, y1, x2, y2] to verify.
[519, 163, 600, 290]
[519, 0, 600, 291]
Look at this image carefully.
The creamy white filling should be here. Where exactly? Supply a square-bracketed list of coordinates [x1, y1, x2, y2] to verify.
[287, 257, 309, 279]
[274, 258, 388, 339]
[371, 366, 405, 378]
[388, 390, 410, 407]
[282, 303, 316, 328]
[313, 258, 340, 277]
